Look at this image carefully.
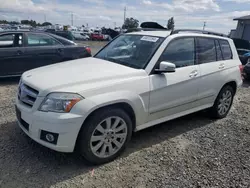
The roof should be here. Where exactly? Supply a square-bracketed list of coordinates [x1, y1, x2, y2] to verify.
[233, 15, 250, 21]
[126, 29, 228, 39]
[127, 30, 172, 37]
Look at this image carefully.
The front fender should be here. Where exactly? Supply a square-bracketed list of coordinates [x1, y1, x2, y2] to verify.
[72, 91, 148, 127]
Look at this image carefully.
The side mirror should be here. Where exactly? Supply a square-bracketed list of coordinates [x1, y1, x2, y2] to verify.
[155, 61, 176, 73]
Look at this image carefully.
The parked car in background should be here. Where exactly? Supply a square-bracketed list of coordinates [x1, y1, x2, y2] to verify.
[16, 29, 242, 164]
[72, 31, 89, 40]
[0, 31, 91, 77]
[45, 30, 75, 41]
[243, 59, 250, 80]
[232, 38, 250, 65]
[91, 32, 104, 41]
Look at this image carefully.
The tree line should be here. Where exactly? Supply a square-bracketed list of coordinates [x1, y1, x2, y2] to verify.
[0, 20, 52, 27]
[1, 17, 175, 30]
[122, 17, 175, 30]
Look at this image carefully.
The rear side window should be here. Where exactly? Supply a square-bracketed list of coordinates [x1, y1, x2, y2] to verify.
[215, 40, 223, 61]
[159, 37, 195, 68]
[196, 38, 216, 64]
[0, 34, 15, 47]
[219, 40, 232, 60]
[27, 33, 61, 47]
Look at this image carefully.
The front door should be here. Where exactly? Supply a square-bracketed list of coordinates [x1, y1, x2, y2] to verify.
[0, 33, 24, 76]
[148, 37, 200, 121]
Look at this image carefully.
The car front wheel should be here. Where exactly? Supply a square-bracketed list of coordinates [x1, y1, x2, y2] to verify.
[78, 108, 132, 164]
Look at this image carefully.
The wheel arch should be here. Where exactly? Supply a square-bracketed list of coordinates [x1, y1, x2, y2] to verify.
[74, 101, 137, 152]
[223, 80, 237, 95]
[82, 102, 136, 131]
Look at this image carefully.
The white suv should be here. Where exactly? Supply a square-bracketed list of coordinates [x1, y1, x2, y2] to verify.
[16, 30, 243, 164]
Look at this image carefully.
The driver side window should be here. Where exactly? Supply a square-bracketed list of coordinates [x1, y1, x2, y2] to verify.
[159, 37, 195, 68]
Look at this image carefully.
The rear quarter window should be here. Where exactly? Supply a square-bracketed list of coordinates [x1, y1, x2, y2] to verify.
[219, 40, 232, 60]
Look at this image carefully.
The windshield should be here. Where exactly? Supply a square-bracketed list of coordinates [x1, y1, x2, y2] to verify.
[95, 34, 164, 69]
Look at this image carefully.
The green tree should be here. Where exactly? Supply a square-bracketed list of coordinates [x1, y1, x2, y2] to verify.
[122, 17, 139, 29]
[9, 21, 20, 24]
[42, 22, 52, 26]
[167, 17, 175, 30]
[0, 20, 8, 24]
[21, 20, 37, 27]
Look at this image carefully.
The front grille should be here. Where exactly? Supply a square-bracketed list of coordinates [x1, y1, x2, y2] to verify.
[18, 83, 39, 108]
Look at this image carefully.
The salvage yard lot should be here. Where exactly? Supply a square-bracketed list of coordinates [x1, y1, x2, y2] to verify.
[1, 81, 250, 188]
[0, 41, 250, 187]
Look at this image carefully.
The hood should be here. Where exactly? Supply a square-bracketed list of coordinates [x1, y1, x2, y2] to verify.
[22, 57, 147, 97]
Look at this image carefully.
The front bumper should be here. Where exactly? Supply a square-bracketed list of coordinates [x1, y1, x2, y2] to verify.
[16, 98, 84, 153]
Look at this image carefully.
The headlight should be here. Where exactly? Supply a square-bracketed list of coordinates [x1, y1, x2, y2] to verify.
[39, 93, 83, 113]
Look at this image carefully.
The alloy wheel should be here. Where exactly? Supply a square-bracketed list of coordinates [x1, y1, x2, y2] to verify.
[218, 90, 232, 116]
[90, 116, 128, 158]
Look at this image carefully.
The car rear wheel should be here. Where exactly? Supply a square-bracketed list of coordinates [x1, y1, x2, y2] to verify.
[78, 108, 132, 164]
[209, 85, 234, 119]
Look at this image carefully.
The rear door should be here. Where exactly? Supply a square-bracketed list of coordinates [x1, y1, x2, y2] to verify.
[22, 33, 64, 71]
[196, 37, 231, 106]
[0, 33, 24, 76]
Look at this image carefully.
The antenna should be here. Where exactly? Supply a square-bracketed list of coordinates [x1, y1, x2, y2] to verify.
[124, 6, 126, 24]
[203, 21, 206, 30]
[71, 13, 73, 26]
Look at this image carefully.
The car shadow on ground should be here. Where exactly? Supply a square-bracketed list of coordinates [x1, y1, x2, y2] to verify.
[0, 111, 214, 187]
[0, 77, 20, 85]
[242, 79, 250, 88]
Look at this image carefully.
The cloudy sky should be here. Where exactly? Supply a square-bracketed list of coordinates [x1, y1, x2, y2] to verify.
[0, 0, 250, 33]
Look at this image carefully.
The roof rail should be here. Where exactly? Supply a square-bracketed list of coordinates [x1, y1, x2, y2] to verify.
[125, 27, 169, 33]
[171, 29, 228, 37]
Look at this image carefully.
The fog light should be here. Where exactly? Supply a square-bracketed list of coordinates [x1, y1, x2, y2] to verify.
[46, 134, 55, 142]
[40, 130, 59, 145]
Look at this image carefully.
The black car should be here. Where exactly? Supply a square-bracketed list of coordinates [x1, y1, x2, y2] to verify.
[243, 62, 250, 80]
[0, 31, 91, 77]
[45, 30, 75, 41]
[232, 38, 250, 65]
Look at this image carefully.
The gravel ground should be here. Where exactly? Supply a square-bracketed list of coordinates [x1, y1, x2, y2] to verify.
[0, 77, 250, 188]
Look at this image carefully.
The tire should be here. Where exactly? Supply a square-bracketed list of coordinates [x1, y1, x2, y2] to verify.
[78, 108, 133, 165]
[209, 85, 235, 119]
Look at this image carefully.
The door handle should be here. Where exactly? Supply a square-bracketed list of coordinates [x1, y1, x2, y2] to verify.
[189, 70, 198, 78]
[57, 48, 63, 53]
[219, 63, 225, 69]
[16, 50, 23, 55]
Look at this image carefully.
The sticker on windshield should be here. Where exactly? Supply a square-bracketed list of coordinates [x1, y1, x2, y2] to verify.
[140, 36, 159, 42]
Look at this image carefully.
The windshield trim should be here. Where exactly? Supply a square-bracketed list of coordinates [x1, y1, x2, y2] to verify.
[94, 34, 165, 69]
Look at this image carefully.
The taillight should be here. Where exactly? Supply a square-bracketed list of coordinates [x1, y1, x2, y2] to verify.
[239, 64, 244, 79]
[86, 47, 91, 54]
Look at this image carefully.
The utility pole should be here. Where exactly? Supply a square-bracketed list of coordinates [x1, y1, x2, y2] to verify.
[114, 22, 116, 28]
[44, 14, 46, 22]
[124, 6, 126, 24]
[203, 21, 206, 30]
[71, 13, 73, 26]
